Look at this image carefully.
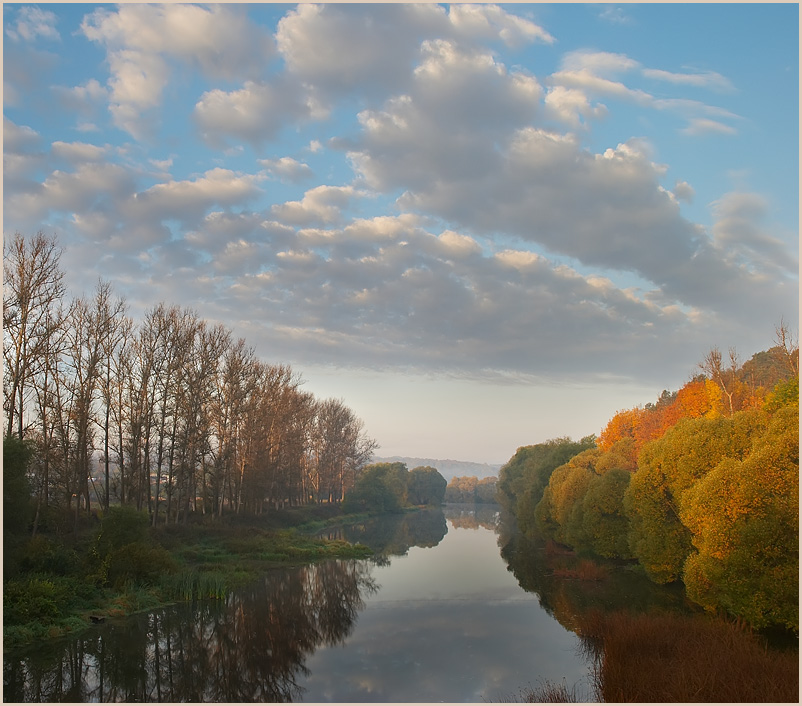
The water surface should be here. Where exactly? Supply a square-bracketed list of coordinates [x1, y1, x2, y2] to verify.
[4, 507, 594, 702]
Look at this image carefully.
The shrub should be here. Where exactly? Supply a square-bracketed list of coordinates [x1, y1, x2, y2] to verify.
[4, 577, 62, 624]
[20, 535, 80, 576]
[104, 541, 178, 590]
[97, 505, 150, 553]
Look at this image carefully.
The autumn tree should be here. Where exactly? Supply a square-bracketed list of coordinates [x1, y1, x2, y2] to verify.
[681, 403, 798, 630]
[624, 409, 768, 583]
[535, 448, 600, 548]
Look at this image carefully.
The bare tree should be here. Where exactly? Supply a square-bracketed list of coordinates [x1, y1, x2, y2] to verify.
[3, 232, 66, 438]
[700, 346, 740, 415]
[774, 317, 799, 376]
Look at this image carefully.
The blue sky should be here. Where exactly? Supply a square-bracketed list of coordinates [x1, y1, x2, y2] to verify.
[4, 3, 799, 463]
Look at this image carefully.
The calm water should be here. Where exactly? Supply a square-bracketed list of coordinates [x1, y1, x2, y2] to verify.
[3, 505, 690, 702]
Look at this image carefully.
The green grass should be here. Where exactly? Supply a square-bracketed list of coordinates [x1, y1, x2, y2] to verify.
[4, 510, 376, 649]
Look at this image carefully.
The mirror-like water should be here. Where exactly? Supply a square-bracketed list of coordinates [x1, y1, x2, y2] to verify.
[3, 505, 690, 702]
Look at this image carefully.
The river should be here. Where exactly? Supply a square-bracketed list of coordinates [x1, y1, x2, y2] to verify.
[3, 504, 694, 702]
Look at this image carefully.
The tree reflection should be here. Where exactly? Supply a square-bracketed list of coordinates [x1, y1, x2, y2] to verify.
[3, 560, 377, 702]
[331, 508, 448, 558]
[497, 513, 693, 636]
[443, 502, 500, 530]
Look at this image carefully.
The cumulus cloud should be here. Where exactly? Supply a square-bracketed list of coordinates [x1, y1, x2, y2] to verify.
[194, 79, 313, 147]
[673, 181, 695, 202]
[276, 3, 448, 100]
[130, 168, 263, 226]
[51, 141, 108, 164]
[545, 86, 608, 127]
[81, 4, 275, 137]
[271, 185, 362, 227]
[446, 4, 555, 48]
[259, 156, 314, 182]
[185, 214, 697, 380]
[349, 40, 541, 191]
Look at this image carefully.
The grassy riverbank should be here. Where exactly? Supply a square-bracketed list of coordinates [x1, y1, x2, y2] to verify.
[3, 505, 374, 650]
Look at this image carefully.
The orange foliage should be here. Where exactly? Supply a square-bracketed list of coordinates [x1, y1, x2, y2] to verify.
[598, 408, 643, 452]
[675, 379, 710, 419]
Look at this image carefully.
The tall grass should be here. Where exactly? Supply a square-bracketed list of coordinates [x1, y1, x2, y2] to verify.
[163, 570, 228, 601]
[579, 610, 799, 702]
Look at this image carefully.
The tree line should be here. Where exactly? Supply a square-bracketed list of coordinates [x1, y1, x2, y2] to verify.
[443, 475, 497, 503]
[497, 330, 799, 631]
[342, 462, 447, 514]
[3, 232, 377, 533]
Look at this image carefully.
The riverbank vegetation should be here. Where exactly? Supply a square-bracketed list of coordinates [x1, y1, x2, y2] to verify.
[497, 328, 798, 634]
[2, 495, 374, 649]
[578, 610, 799, 702]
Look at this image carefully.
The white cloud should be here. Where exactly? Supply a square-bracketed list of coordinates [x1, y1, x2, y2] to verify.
[710, 192, 798, 274]
[349, 40, 541, 192]
[446, 4, 555, 48]
[271, 185, 361, 226]
[51, 141, 108, 164]
[131, 168, 263, 225]
[194, 79, 311, 147]
[545, 86, 608, 128]
[559, 50, 640, 76]
[277, 4, 445, 93]
[642, 67, 734, 92]
[259, 156, 314, 182]
[550, 69, 652, 105]
[80, 4, 275, 138]
[6, 6, 59, 42]
[681, 118, 738, 136]
[673, 180, 695, 202]
[598, 5, 633, 25]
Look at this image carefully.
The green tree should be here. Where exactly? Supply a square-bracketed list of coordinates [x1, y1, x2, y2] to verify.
[496, 436, 595, 535]
[581, 468, 632, 559]
[407, 466, 447, 506]
[4, 435, 33, 535]
[535, 448, 599, 547]
[343, 462, 407, 514]
[625, 409, 769, 583]
[681, 404, 799, 630]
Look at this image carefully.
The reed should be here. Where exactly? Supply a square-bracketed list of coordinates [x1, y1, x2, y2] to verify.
[579, 610, 799, 702]
[166, 570, 228, 601]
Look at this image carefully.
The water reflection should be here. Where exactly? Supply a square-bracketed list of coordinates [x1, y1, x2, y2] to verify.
[319, 507, 448, 559]
[496, 511, 694, 634]
[3, 560, 376, 702]
[443, 502, 500, 530]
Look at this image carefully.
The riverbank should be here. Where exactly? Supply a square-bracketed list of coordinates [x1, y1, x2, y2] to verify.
[3, 505, 376, 650]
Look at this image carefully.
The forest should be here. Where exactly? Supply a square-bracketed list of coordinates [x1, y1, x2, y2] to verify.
[497, 331, 799, 632]
[3, 232, 378, 533]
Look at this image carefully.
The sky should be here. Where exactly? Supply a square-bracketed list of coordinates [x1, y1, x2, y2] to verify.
[3, 3, 799, 464]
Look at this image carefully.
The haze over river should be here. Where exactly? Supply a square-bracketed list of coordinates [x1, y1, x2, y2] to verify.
[4, 505, 692, 702]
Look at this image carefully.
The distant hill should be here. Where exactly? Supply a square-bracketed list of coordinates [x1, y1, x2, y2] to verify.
[371, 456, 503, 481]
